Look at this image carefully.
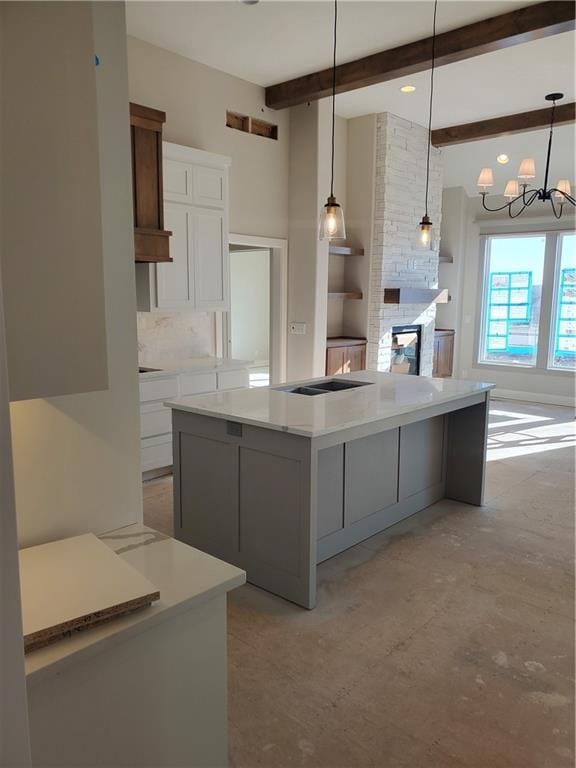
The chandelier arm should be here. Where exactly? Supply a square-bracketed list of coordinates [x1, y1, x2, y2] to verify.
[550, 189, 576, 206]
[480, 189, 539, 213]
[549, 195, 564, 220]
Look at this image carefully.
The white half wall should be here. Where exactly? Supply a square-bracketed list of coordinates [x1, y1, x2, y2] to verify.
[9, 2, 143, 547]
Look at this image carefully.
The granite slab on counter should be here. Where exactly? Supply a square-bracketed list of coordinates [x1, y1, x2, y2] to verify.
[166, 371, 494, 438]
[139, 356, 251, 379]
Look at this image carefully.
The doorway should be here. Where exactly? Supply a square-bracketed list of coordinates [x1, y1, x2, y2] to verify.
[218, 234, 288, 386]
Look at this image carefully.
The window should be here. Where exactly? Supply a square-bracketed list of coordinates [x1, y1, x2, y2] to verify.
[480, 235, 545, 366]
[550, 233, 576, 370]
[479, 231, 575, 372]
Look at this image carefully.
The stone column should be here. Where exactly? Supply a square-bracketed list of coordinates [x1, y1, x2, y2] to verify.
[366, 113, 443, 375]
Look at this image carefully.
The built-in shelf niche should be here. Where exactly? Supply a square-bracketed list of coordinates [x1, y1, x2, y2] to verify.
[226, 110, 278, 140]
[439, 254, 453, 264]
[327, 240, 365, 340]
[329, 244, 364, 257]
[383, 287, 449, 305]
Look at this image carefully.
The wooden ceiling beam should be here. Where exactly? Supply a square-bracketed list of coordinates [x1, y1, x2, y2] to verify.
[265, 2, 575, 110]
[432, 101, 576, 146]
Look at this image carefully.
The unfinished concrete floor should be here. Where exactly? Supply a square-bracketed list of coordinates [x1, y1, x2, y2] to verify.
[143, 399, 575, 768]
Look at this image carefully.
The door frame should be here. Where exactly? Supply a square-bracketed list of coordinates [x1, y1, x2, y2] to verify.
[217, 233, 288, 385]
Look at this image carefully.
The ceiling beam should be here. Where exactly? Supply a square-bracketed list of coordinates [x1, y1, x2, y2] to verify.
[265, 1, 575, 110]
[432, 101, 576, 146]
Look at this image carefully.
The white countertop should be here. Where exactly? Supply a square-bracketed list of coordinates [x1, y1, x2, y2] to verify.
[139, 356, 251, 379]
[25, 524, 245, 682]
[166, 371, 494, 438]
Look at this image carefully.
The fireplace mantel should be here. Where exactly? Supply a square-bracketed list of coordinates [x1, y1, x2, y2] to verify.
[383, 288, 449, 305]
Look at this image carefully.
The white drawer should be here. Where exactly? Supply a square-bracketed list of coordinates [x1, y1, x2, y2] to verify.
[179, 371, 217, 396]
[139, 375, 178, 403]
[217, 369, 249, 391]
[140, 404, 172, 439]
[141, 434, 172, 472]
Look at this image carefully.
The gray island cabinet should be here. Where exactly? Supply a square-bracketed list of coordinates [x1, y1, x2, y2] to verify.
[166, 371, 494, 609]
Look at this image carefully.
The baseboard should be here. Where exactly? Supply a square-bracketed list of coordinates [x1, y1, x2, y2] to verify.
[492, 388, 575, 407]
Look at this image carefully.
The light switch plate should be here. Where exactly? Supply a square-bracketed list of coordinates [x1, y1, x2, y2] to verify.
[289, 322, 307, 335]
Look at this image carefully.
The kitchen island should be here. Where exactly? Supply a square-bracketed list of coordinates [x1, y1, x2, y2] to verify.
[167, 371, 494, 609]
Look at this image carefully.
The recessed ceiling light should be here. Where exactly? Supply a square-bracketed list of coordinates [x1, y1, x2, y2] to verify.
[497, 154, 510, 164]
[400, 85, 416, 94]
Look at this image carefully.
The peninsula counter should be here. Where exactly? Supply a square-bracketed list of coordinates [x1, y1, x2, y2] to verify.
[167, 372, 494, 608]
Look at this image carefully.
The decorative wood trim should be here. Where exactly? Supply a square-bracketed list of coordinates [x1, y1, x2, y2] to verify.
[329, 245, 364, 256]
[129, 102, 166, 132]
[383, 288, 449, 305]
[265, 2, 575, 109]
[432, 101, 576, 146]
[328, 291, 363, 300]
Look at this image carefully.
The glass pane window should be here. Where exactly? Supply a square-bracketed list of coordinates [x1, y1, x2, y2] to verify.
[480, 235, 546, 366]
[550, 233, 576, 371]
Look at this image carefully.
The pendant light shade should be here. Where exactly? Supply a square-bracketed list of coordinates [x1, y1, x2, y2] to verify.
[517, 157, 536, 179]
[416, 0, 438, 252]
[477, 167, 494, 190]
[319, 195, 346, 240]
[319, 0, 346, 241]
[415, 214, 434, 250]
[504, 179, 519, 199]
[555, 179, 571, 200]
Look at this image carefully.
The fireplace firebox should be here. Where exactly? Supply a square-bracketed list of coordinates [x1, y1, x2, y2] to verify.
[390, 325, 421, 375]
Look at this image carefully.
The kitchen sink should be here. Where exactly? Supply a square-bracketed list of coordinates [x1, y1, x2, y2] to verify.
[281, 379, 372, 396]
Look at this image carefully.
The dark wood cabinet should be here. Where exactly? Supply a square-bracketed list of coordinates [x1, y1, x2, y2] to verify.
[326, 338, 367, 376]
[129, 103, 172, 262]
[433, 328, 455, 377]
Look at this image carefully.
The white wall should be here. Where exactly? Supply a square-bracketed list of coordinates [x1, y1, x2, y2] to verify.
[9, 2, 143, 547]
[127, 36, 289, 240]
[230, 250, 270, 364]
[444, 187, 575, 405]
[0, 6, 31, 762]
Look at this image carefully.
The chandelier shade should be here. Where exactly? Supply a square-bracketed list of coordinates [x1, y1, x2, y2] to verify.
[476, 93, 575, 219]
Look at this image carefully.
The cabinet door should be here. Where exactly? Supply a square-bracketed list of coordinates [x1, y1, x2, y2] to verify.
[326, 347, 345, 375]
[345, 345, 366, 373]
[192, 166, 226, 209]
[192, 208, 230, 311]
[155, 203, 195, 310]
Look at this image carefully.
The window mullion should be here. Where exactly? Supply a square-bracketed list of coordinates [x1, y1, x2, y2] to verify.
[537, 232, 558, 369]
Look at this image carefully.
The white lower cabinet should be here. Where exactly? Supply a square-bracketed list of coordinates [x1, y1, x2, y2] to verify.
[140, 366, 248, 473]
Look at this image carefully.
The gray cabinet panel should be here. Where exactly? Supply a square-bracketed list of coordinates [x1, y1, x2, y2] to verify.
[179, 434, 238, 562]
[344, 429, 399, 525]
[239, 448, 303, 577]
[317, 445, 344, 539]
[399, 416, 445, 500]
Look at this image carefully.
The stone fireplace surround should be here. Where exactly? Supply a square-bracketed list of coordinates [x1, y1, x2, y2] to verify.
[367, 113, 443, 376]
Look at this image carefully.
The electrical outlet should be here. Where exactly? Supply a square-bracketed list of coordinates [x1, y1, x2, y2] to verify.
[289, 322, 307, 335]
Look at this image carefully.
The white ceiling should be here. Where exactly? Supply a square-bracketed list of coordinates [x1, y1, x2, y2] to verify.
[442, 123, 576, 195]
[126, 0, 575, 188]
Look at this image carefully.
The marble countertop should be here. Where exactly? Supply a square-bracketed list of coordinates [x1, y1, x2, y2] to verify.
[25, 524, 245, 682]
[139, 356, 251, 378]
[166, 371, 495, 438]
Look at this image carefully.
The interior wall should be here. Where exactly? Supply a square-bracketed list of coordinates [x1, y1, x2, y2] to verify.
[127, 36, 289, 239]
[10, 2, 143, 548]
[229, 250, 270, 364]
[446, 189, 575, 404]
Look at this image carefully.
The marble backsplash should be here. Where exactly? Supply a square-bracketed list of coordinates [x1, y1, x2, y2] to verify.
[137, 311, 216, 361]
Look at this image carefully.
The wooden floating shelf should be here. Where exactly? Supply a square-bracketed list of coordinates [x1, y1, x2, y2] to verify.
[439, 254, 454, 264]
[329, 245, 364, 257]
[328, 291, 363, 300]
[326, 336, 367, 348]
[383, 288, 449, 305]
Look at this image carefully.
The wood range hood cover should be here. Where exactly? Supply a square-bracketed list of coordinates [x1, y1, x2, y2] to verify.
[130, 102, 172, 262]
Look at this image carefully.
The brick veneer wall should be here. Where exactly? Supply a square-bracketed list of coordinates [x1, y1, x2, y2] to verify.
[367, 113, 443, 375]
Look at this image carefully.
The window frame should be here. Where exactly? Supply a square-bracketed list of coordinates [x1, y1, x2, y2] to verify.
[548, 231, 576, 372]
[476, 229, 574, 375]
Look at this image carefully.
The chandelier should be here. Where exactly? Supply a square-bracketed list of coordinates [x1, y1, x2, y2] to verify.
[476, 93, 575, 219]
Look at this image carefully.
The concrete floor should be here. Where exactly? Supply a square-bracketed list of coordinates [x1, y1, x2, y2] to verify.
[143, 399, 575, 768]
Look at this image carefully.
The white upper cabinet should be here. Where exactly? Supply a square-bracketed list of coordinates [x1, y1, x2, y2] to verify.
[137, 143, 231, 312]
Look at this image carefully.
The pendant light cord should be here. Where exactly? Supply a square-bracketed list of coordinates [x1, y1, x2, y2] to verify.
[330, 0, 337, 198]
[424, 0, 438, 217]
[543, 98, 556, 193]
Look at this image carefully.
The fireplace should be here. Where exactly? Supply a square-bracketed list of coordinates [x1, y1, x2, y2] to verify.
[390, 325, 422, 375]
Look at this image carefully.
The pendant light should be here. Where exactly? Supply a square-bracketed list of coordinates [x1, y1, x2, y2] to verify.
[415, 0, 438, 251]
[319, 0, 346, 240]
